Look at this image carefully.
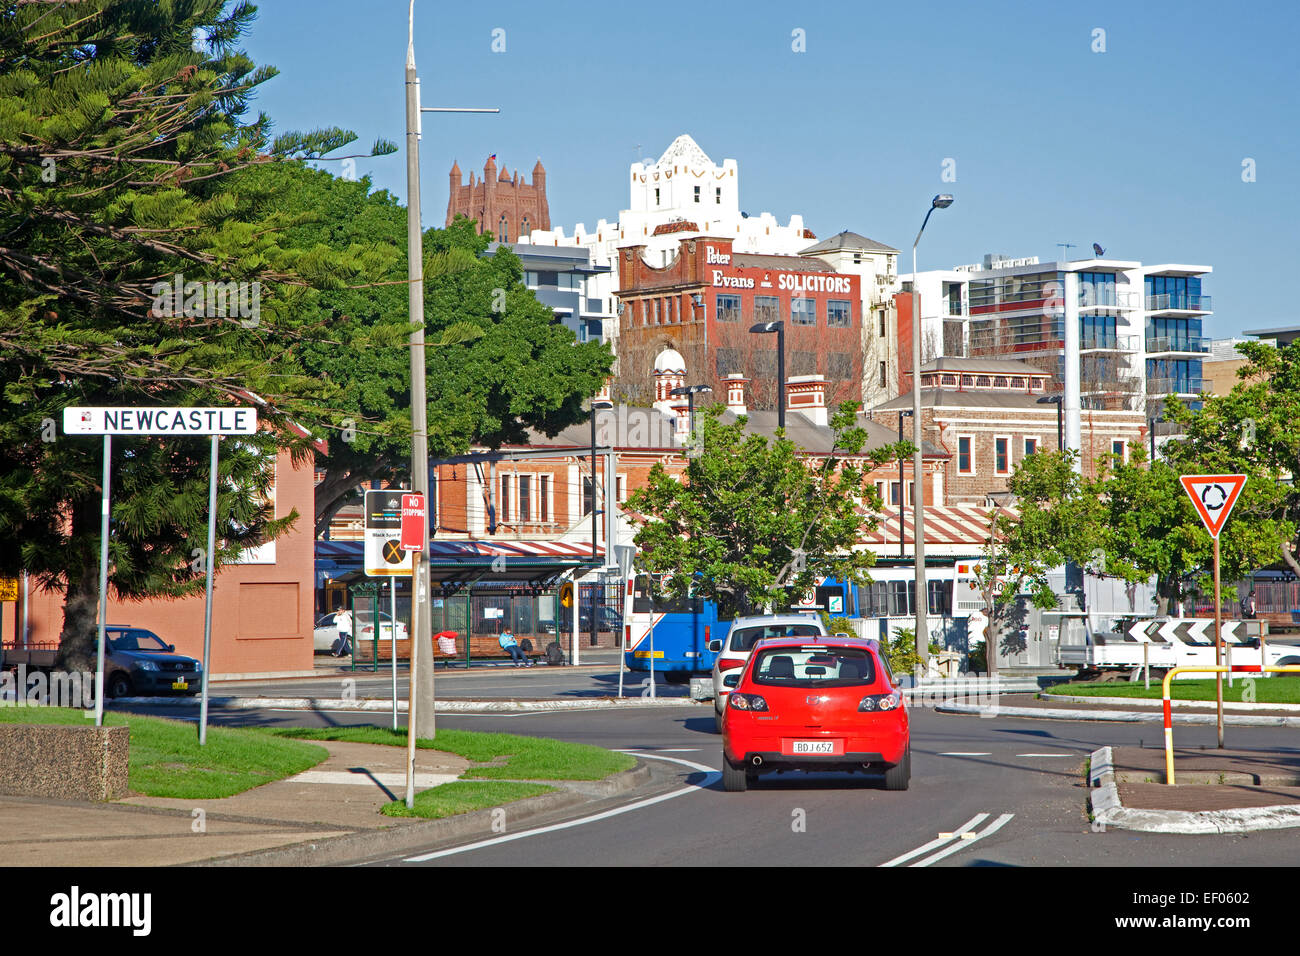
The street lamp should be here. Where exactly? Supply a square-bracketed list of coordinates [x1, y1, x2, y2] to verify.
[897, 410, 913, 558]
[748, 320, 785, 430]
[909, 194, 953, 670]
[1037, 394, 1064, 451]
[669, 384, 713, 441]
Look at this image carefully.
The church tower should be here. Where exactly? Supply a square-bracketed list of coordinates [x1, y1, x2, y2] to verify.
[445, 154, 552, 241]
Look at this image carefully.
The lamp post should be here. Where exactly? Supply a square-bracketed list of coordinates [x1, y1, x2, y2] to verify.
[749, 320, 785, 430]
[669, 384, 713, 447]
[897, 410, 913, 558]
[910, 194, 953, 669]
[403, 0, 498, 803]
[1037, 394, 1064, 451]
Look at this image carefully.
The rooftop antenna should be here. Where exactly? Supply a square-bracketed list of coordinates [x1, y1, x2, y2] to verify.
[1057, 242, 1076, 262]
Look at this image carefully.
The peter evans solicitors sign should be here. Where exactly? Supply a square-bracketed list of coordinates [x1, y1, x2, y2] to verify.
[63, 407, 258, 436]
[705, 245, 853, 294]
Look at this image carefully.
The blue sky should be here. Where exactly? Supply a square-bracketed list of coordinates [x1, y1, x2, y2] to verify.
[244, 0, 1298, 337]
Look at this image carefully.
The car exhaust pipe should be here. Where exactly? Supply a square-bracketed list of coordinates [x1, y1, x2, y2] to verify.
[751, 755, 763, 767]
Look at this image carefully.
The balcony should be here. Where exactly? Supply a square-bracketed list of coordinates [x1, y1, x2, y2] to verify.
[1080, 333, 1139, 353]
[1145, 293, 1211, 313]
[1146, 335, 1208, 354]
[1078, 290, 1138, 311]
[1147, 377, 1204, 396]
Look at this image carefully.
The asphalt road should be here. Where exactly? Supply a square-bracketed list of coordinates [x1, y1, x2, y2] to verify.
[131, 690, 1300, 868]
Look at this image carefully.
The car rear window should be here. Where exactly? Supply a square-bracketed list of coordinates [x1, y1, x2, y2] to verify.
[750, 647, 876, 687]
[727, 624, 822, 652]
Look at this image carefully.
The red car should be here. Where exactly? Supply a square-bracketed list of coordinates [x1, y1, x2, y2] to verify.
[721, 636, 909, 792]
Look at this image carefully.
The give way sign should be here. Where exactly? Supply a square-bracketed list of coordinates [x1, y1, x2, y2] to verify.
[1179, 474, 1247, 538]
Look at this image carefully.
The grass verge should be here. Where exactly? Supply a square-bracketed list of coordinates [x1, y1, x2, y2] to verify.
[273, 726, 636, 780]
[1046, 676, 1300, 704]
[0, 706, 327, 798]
[380, 781, 557, 819]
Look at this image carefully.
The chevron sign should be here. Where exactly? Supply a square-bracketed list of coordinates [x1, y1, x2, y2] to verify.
[1179, 474, 1246, 537]
[1126, 619, 1258, 645]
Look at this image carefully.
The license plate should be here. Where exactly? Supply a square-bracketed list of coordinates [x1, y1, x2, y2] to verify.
[171, 680, 188, 691]
[785, 739, 843, 755]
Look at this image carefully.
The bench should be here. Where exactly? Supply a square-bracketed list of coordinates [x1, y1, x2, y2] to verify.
[350, 633, 544, 666]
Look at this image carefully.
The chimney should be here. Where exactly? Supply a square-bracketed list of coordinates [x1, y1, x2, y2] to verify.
[724, 374, 748, 415]
[785, 374, 828, 427]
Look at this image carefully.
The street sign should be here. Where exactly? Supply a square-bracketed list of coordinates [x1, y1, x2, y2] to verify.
[364, 489, 413, 577]
[0, 577, 16, 602]
[399, 493, 426, 552]
[1178, 474, 1247, 538]
[63, 406, 257, 435]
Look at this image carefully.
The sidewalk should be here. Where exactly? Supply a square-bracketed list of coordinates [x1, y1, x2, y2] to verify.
[1089, 745, 1300, 833]
[0, 739, 647, 866]
[937, 692, 1300, 726]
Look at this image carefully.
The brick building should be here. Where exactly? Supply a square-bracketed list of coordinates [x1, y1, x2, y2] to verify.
[613, 236, 863, 409]
[872, 357, 1147, 505]
[446, 155, 551, 242]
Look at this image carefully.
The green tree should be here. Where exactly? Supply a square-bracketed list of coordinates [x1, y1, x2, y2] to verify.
[0, 1, 393, 668]
[626, 403, 910, 614]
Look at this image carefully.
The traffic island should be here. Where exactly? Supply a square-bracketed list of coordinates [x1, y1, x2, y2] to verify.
[1088, 745, 1300, 834]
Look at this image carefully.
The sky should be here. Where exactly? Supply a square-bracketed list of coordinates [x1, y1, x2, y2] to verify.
[242, 0, 1299, 339]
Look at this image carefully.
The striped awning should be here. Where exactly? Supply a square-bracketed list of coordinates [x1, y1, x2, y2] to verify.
[859, 504, 1017, 557]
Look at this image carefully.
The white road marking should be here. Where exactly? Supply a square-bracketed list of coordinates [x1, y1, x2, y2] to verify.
[401, 752, 719, 863]
[646, 748, 700, 753]
[937, 752, 992, 756]
[1016, 753, 1074, 758]
[910, 813, 1014, 867]
[879, 814, 988, 867]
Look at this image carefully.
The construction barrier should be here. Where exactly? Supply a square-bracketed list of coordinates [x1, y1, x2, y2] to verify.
[1162, 664, 1300, 785]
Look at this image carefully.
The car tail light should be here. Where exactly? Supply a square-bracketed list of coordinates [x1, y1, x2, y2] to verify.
[729, 693, 768, 712]
[717, 658, 745, 671]
[859, 691, 902, 712]
[624, 624, 631, 645]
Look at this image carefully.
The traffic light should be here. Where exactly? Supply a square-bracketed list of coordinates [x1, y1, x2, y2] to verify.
[560, 581, 574, 608]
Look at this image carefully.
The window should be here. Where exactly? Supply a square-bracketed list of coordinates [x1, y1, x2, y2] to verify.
[995, 437, 1010, 475]
[1024, 437, 1038, 457]
[651, 299, 659, 324]
[523, 271, 539, 288]
[521, 216, 530, 236]
[539, 475, 549, 521]
[694, 185, 700, 203]
[754, 296, 780, 323]
[791, 297, 817, 325]
[616, 475, 626, 502]
[582, 476, 593, 516]
[828, 352, 851, 379]
[879, 312, 887, 337]
[958, 437, 973, 474]
[827, 299, 852, 328]
[890, 482, 901, 506]
[716, 348, 742, 377]
[941, 374, 958, 386]
[907, 481, 915, 506]
[879, 361, 887, 387]
[518, 475, 531, 522]
[499, 474, 511, 522]
[498, 215, 509, 243]
[791, 351, 817, 375]
[1112, 440, 1127, 463]
[715, 187, 721, 204]
[715, 293, 741, 322]
[557, 273, 582, 290]
[654, 188, 660, 205]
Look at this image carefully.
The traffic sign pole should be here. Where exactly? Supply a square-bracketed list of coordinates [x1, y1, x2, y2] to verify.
[1214, 534, 1224, 748]
[199, 436, 218, 746]
[94, 435, 110, 728]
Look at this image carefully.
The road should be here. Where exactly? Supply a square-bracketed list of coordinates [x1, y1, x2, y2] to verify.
[125, 682, 1300, 868]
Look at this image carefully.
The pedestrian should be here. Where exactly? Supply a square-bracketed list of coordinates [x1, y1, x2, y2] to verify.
[331, 608, 353, 657]
[498, 627, 534, 667]
[1241, 590, 1257, 619]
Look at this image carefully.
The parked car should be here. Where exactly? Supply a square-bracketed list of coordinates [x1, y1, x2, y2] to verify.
[313, 611, 409, 654]
[103, 627, 202, 698]
[720, 635, 909, 792]
[710, 614, 827, 733]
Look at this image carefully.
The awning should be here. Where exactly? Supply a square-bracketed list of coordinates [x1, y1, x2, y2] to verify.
[316, 539, 604, 588]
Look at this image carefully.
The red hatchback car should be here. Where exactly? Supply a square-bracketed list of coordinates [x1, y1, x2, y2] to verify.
[721, 636, 909, 792]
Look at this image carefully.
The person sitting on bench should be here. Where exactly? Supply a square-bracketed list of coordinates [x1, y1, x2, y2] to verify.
[498, 627, 534, 667]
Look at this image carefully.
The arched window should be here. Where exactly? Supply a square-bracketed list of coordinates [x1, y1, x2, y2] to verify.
[521, 216, 530, 236]
[498, 215, 509, 243]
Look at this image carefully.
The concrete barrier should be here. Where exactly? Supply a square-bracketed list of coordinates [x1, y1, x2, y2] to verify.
[0, 724, 129, 801]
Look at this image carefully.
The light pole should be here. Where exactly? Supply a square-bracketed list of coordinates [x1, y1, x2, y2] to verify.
[897, 409, 912, 558]
[748, 320, 785, 430]
[1037, 394, 1064, 451]
[669, 384, 713, 443]
[910, 194, 953, 669]
[403, 0, 498, 804]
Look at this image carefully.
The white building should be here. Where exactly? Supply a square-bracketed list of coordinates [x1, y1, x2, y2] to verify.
[524, 134, 817, 355]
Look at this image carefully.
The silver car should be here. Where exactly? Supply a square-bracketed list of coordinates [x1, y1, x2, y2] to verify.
[709, 613, 828, 732]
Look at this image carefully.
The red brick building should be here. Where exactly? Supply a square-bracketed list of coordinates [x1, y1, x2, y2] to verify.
[613, 237, 863, 409]
[446, 155, 551, 243]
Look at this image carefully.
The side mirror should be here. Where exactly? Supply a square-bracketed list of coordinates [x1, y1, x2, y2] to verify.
[723, 674, 740, 689]
[168, 644, 176, 652]
[707, 639, 722, 653]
